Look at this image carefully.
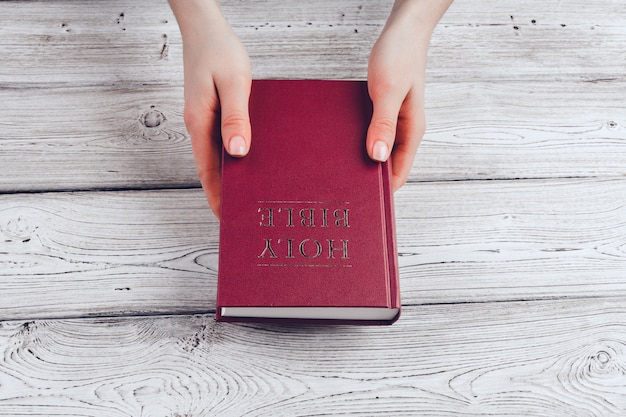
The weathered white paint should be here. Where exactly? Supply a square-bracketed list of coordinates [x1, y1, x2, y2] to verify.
[0, 0, 625, 415]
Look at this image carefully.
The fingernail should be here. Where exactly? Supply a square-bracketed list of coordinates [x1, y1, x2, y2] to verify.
[228, 136, 247, 156]
[372, 141, 389, 162]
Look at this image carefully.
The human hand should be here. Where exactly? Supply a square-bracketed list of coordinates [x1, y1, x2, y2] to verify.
[366, 0, 451, 190]
[169, 0, 251, 218]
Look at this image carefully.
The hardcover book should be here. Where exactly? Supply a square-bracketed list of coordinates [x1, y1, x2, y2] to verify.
[216, 79, 400, 325]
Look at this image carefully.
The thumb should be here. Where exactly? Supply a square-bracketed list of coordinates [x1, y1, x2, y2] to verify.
[366, 95, 402, 163]
[219, 77, 252, 157]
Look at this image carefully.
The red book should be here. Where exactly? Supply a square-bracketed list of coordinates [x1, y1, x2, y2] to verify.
[216, 79, 400, 325]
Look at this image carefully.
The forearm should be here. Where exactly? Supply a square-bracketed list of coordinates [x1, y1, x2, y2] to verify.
[366, 0, 451, 188]
[168, 0, 224, 41]
[167, 0, 252, 217]
[386, 0, 452, 43]
[372, 0, 452, 85]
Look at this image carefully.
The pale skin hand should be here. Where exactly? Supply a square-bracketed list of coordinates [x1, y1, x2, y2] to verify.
[366, 0, 452, 190]
[169, 0, 451, 217]
[169, 0, 251, 218]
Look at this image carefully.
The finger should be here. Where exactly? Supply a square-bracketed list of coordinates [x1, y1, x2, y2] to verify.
[366, 86, 403, 164]
[217, 74, 252, 157]
[390, 95, 426, 191]
[185, 104, 223, 218]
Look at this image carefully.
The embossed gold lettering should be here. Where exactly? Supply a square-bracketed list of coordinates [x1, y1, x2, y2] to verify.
[258, 238, 278, 258]
[328, 239, 349, 259]
[333, 209, 349, 227]
[277, 238, 294, 258]
[299, 239, 323, 258]
[258, 208, 274, 227]
[299, 208, 315, 227]
[258, 237, 350, 260]
[322, 208, 328, 227]
[278, 208, 294, 227]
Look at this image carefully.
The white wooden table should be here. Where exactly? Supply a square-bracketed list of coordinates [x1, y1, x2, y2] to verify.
[1, 1, 625, 415]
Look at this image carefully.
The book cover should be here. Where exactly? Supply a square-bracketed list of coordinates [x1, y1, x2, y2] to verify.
[216, 79, 400, 325]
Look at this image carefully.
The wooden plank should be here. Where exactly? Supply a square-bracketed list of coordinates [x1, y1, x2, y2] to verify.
[1, 81, 624, 192]
[416, 81, 626, 181]
[1, 298, 625, 416]
[0, 188, 217, 319]
[1, 0, 623, 192]
[427, 1, 626, 83]
[0, 86, 196, 192]
[0, 1, 183, 88]
[0, 0, 624, 86]
[1, 178, 624, 320]
[395, 178, 626, 305]
[1, 2, 623, 416]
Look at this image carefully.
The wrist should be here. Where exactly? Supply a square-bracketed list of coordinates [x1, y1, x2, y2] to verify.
[387, 0, 452, 39]
[169, 0, 226, 42]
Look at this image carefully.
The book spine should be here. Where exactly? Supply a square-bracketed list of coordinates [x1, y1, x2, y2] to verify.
[380, 159, 401, 322]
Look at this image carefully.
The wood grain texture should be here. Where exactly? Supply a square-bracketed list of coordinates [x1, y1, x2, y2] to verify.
[0, 189, 217, 320]
[1, 178, 624, 320]
[0, 0, 624, 86]
[1, 299, 626, 416]
[417, 81, 626, 181]
[0, 81, 624, 192]
[1, 0, 624, 192]
[0, 86, 195, 192]
[1, 0, 625, 414]
[395, 178, 626, 305]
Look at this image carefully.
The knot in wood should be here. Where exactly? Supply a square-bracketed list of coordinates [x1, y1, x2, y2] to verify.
[2, 214, 37, 241]
[593, 350, 612, 369]
[142, 109, 165, 128]
[584, 341, 626, 380]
